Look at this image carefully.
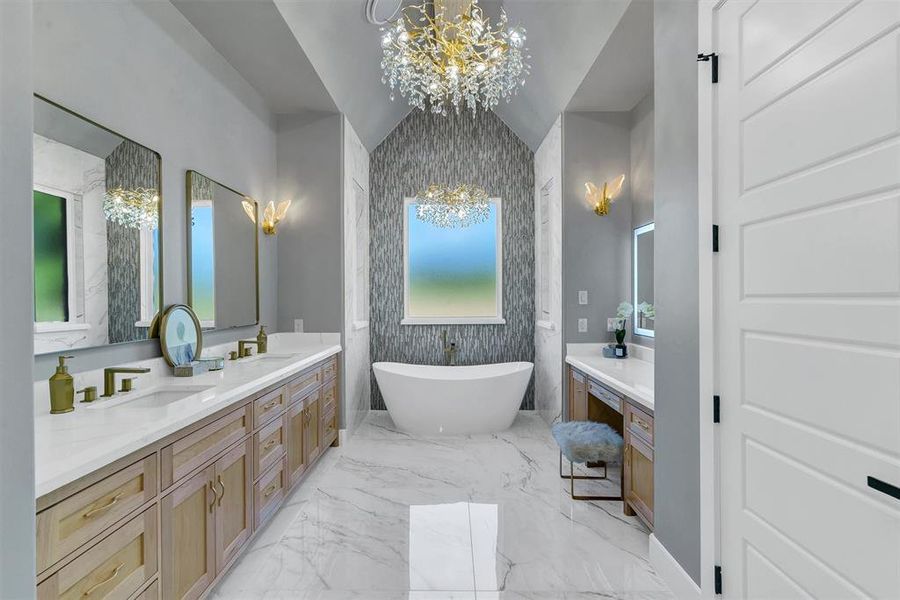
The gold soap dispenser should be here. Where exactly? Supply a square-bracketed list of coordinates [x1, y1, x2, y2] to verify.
[49, 355, 75, 414]
[256, 325, 268, 354]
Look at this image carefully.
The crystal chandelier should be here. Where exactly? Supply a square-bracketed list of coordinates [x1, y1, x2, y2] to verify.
[103, 187, 159, 229]
[416, 183, 490, 228]
[380, 0, 529, 115]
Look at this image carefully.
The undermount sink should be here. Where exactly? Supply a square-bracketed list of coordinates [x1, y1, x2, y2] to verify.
[233, 353, 296, 365]
[85, 384, 215, 410]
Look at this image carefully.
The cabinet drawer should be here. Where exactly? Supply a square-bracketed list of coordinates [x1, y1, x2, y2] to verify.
[589, 380, 623, 414]
[161, 405, 252, 489]
[254, 387, 286, 428]
[321, 404, 337, 446]
[254, 417, 286, 480]
[625, 402, 654, 446]
[37, 455, 157, 574]
[254, 459, 286, 530]
[321, 357, 337, 382]
[37, 507, 157, 600]
[287, 368, 320, 406]
[133, 580, 158, 600]
[321, 380, 336, 415]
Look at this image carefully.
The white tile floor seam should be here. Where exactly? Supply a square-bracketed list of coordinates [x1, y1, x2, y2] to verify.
[211, 411, 674, 600]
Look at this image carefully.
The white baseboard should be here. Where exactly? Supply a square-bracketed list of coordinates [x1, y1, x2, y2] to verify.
[650, 534, 701, 600]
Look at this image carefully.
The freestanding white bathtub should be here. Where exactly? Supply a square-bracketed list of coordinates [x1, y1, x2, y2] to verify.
[372, 361, 533, 435]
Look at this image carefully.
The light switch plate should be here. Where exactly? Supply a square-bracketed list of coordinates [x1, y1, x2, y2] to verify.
[578, 290, 588, 305]
[578, 318, 588, 333]
[294, 319, 304, 333]
[607, 318, 617, 332]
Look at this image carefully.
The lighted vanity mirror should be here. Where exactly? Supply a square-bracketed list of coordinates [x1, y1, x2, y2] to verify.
[187, 170, 259, 330]
[32, 95, 162, 355]
[633, 222, 655, 338]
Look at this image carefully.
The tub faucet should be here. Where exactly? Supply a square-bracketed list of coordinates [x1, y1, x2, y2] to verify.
[441, 330, 458, 366]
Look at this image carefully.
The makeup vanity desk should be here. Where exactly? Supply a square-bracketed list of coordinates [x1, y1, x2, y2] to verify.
[565, 344, 655, 529]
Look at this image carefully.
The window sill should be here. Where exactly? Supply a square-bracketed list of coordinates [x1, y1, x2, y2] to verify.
[34, 322, 91, 334]
[352, 320, 370, 330]
[536, 320, 557, 331]
[401, 317, 507, 325]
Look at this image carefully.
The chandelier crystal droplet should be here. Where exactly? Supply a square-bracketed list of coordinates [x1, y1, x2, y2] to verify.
[379, 0, 530, 115]
[103, 187, 159, 229]
[415, 183, 491, 228]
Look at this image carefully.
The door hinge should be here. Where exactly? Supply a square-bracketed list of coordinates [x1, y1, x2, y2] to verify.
[698, 52, 719, 83]
[715, 565, 723, 595]
[712, 224, 720, 252]
[713, 395, 721, 423]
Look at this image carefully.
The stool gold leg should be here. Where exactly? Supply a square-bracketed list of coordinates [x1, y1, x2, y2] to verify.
[559, 451, 623, 501]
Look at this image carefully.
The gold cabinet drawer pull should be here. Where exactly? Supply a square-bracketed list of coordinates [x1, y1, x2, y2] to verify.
[82, 562, 124, 597]
[262, 438, 278, 451]
[263, 482, 277, 498]
[82, 492, 124, 519]
[633, 417, 650, 432]
[262, 399, 279, 411]
[216, 475, 226, 507]
[208, 481, 217, 513]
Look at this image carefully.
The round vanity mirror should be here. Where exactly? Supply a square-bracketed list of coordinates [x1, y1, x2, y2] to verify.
[159, 304, 203, 366]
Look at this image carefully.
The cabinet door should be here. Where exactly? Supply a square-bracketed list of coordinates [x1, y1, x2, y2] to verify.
[214, 439, 253, 572]
[623, 431, 654, 527]
[304, 398, 321, 465]
[568, 368, 588, 421]
[160, 466, 216, 600]
[285, 402, 307, 487]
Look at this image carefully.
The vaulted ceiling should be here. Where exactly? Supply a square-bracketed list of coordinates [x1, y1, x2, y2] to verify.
[173, 0, 639, 151]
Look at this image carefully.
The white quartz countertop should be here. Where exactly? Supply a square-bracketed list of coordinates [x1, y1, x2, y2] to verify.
[565, 344, 654, 412]
[34, 334, 340, 498]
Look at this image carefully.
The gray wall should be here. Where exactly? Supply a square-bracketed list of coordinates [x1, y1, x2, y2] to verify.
[0, 0, 36, 596]
[32, 0, 278, 379]
[275, 112, 343, 334]
[653, 0, 701, 584]
[369, 109, 535, 409]
[562, 112, 632, 344]
[630, 94, 655, 348]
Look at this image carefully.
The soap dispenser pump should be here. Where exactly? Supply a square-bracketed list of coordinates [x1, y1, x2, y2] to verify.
[49, 355, 75, 414]
[256, 325, 268, 354]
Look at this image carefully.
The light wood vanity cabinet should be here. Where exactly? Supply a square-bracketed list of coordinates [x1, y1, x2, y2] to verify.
[567, 365, 655, 529]
[36, 352, 340, 600]
[622, 402, 654, 527]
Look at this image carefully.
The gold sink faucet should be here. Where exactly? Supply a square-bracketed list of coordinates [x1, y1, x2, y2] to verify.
[103, 366, 151, 397]
[238, 340, 259, 358]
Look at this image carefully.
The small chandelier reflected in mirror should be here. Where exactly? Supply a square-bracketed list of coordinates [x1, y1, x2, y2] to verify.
[379, 0, 530, 115]
[103, 187, 159, 229]
[415, 183, 490, 228]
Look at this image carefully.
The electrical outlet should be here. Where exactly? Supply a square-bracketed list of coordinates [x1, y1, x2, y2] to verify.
[294, 319, 304, 333]
[578, 290, 588, 305]
[577, 318, 588, 333]
[607, 318, 617, 332]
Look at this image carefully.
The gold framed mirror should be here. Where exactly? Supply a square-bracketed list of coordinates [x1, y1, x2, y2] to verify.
[32, 94, 163, 355]
[186, 171, 259, 331]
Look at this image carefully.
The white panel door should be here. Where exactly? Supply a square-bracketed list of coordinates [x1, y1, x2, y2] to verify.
[715, 1, 900, 598]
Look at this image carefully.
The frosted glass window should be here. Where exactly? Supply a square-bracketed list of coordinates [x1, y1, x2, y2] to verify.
[33, 190, 69, 322]
[403, 197, 504, 325]
[191, 202, 215, 323]
[538, 181, 551, 320]
[353, 180, 369, 323]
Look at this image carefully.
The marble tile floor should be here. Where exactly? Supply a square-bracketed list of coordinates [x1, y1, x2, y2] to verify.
[212, 411, 673, 600]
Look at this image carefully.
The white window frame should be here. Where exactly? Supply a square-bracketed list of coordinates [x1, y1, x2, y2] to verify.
[32, 183, 83, 331]
[135, 226, 157, 328]
[632, 221, 655, 338]
[352, 179, 370, 330]
[402, 196, 505, 325]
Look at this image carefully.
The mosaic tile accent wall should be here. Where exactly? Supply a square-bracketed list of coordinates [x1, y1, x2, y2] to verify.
[106, 139, 159, 344]
[370, 109, 535, 409]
